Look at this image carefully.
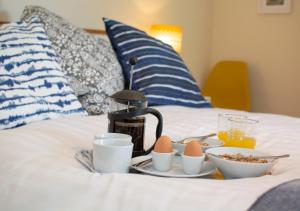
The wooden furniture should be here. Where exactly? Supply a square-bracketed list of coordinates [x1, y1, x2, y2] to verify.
[84, 28, 106, 35]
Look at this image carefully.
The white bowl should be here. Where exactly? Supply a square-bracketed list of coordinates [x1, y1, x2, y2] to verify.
[206, 147, 277, 179]
[173, 138, 224, 155]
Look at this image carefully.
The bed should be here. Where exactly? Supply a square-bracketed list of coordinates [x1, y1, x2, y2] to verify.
[1, 106, 300, 211]
[1, 7, 300, 210]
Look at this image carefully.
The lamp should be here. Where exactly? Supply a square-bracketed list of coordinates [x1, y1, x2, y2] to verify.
[150, 24, 183, 53]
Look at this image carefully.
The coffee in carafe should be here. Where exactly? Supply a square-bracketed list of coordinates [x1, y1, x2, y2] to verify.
[112, 117, 145, 152]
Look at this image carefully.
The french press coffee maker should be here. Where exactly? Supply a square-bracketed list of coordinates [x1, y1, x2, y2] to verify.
[107, 57, 163, 157]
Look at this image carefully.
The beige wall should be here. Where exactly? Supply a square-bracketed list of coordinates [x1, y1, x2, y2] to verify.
[0, 0, 213, 86]
[1, 0, 299, 117]
[210, 0, 300, 117]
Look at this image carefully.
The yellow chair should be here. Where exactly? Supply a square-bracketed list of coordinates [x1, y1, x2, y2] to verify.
[202, 61, 250, 111]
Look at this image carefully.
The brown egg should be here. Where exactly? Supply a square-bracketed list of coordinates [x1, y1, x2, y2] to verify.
[184, 141, 203, 157]
[154, 136, 173, 153]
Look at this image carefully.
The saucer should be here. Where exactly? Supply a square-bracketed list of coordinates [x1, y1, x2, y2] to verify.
[130, 156, 216, 178]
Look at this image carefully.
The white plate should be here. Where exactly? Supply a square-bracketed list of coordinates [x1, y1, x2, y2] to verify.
[172, 138, 224, 154]
[131, 156, 216, 178]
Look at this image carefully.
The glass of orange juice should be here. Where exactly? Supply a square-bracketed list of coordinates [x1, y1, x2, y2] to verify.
[218, 114, 258, 149]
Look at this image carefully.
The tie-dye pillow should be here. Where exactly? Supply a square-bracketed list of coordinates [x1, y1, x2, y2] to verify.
[0, 17, 86, 130]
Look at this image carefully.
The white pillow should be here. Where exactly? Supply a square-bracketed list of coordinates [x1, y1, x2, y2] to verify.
[0, 17, 86, 130]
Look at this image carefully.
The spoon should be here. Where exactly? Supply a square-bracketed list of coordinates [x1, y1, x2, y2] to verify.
[207, 153, 290, 161]
[173, 133, 216, 144]
[132, 158, 152, 167]
[74, 151, 96, 173]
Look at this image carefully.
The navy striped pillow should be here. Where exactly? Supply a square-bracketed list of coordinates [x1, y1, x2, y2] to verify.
[103, 18, 211, 108]
[0, 17, 86, 129]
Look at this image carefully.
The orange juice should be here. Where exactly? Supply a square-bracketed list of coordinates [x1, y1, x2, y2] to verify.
[218, 130, 256, 149]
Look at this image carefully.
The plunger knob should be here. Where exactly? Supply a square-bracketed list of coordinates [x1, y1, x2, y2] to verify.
[129, 56, 138, 66]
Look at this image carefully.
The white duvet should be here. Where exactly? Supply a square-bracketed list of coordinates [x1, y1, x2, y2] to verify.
[0, 106, 300, 211]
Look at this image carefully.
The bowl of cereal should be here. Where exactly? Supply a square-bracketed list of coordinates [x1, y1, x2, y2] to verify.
[206, 147, 279, 179]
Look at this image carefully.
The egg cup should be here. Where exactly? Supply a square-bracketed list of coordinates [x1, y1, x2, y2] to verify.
[181, 153, 205, 174]
[151, 150, 177, 172]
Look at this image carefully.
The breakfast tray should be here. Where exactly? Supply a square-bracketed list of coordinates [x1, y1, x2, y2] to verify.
[75, 150, 226, 179]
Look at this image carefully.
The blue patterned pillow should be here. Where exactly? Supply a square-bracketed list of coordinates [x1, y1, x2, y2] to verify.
[103, 18, 211, 108]
[0, 17, 86, 130]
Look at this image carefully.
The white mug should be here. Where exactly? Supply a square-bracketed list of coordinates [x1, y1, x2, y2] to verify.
[93, 133, 133, 173]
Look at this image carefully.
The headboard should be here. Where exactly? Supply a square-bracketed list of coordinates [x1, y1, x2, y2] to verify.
[0, 21, 106, 35]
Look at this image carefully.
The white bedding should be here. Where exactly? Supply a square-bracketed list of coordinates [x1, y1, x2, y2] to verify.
[0, 106, 300, 211]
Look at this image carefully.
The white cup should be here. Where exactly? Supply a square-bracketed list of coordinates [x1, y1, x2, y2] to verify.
[181, 154, 205, 175]
[151, 150, 177, 172]
[93, 133, 133, 173]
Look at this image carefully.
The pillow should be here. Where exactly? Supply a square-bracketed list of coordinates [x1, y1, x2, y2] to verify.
[65, 76, 90, 97]
[21, 6, 124, 115]
[0, 17, 86, 130]
[103, 18, 211, 108]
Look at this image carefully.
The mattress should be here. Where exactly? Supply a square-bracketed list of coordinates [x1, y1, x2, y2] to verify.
[0, 106, 300, 211]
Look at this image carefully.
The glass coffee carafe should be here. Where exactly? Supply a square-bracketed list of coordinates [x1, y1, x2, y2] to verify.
[107, 90, 163, 157]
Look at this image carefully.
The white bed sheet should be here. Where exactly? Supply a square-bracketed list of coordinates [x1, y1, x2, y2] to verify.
[0, 106, 300, 211]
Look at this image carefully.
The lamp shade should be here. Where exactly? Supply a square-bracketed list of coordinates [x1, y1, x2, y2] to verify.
[150, 24, 183, 53]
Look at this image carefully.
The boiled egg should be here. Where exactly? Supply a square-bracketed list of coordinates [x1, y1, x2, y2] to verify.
[154, 136, 173, 153]
[184, 141, 203, 157]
